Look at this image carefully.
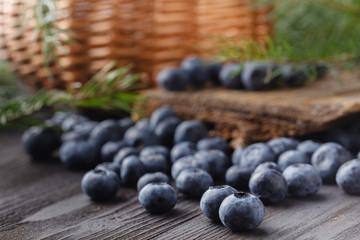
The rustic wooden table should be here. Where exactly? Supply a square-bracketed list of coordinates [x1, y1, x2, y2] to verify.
[1, 131, 359, 240]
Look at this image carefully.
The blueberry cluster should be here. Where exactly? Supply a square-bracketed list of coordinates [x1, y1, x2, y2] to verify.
[157, 56, 327, 92]
[21, 107, 360, 233]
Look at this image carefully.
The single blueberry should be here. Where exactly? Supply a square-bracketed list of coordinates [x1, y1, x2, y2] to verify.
[135, 118, 151, 130]
[157, 68, 190, 91]
[123, 126, 159, 148]
[336, 159, 360, 195]
[200, 185, 236, 221]
[139, 183, 177, 214]
[61, 129, 90, 143]
[113, 147, 139, 166]
[205, 63, 222, 85]
[196, 137, 229, 154]
[195, 150, 230, 180]
[170, 141, 197, 163]
[89, 120, 123, 146]
[219, 192, 265, 232]
[282, 163, 322, 197]
[240, 143, 276, 170]
[101, 141, 129, 162]
[120, 155, 146, 186]
[150, 106, 177, 129]
[241, 62, 280, 91]
[249, 169, 288, 204]
[225, 165, 253, 190]
[267, 137, 300, 158]
[155, 117, 181, 147]
[81, 168, 120, 201]
[311, 142, 352, 183]
[95, 162, 121, 178]
[175, 168, 214, 198]
[48, 111, 71, 127]
[171, 155, 210, 179]
[297, 140, 321, 161]
[253, 162, 281, 174]
[140, 154, 168, 173]
[174, 120, 208, 144]
[61, 114, 89, 132]
[181, 56, 202, 71]
[219, 63, 243, 89]
[118, 117, 134, 132]
[22, 126, 60, 160]
[59, 140, 100, 170]
[137, 172, 170, 191]
[278, 150, 309, 171]
[231, 146, 245, 165]
[181, 56, 205, 87]
[140, 145, 170, 162]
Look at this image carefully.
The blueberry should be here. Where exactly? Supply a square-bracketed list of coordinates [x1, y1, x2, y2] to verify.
[123, 126, 159, 148]
[81, 168, 120, 201]
[196, 137, 229, 154]
[282, 163, 322, 197]
[139, 183, 177, 214]
[170, 141, 197, 163]
[61, 114, 89, 132]
[219, 63, 243, 89]
[241, 62, 280, 91]
[118, 117, 134, 132]
[61, 129, 89, 143]
[240, 143, 276, 170]
[200, 185, 236, 221]
[175, 168, 214, 198]
[267, 137, 299, 158]
[284, 70, 308, 87]
[72, 121, 97, 133]
[336, 159, 360, 195]
[253, 162, 281, 174]
[150, 106, 177, 129]
[101, 141, 129, 162]
[140, 154, 168, 173]
[174, 120, 208, 144]
[154, 117, 181, 147]
[181, 56, 202, 71]
[205, 63, 222, 85]
[249, 169, 288, 204]
[22, 126, 60, 160]
[171, 155, 210, 179]
[59, 140, 99, 170]
[181, 56, 209, 87]
[95, 162, 121, 178]
[225, 165, 253, 190]
[47, 111, 71, 127]
[140, 145, 170, 162]
[231, 146, 245, 165]
[278, 150, 309, 171]
[137, 172, 170, 191]
[113, 147, 139, 166]
[157, 68, 190, 91]
[90, 120, 123, 146]
[195, 150, 230, 180]
[311, 142, 352, 183]
[297, 140, 321, 161]
[120, 155, 146, 186]
[135, 118, 151, 130]
[219, 192, 265, 232]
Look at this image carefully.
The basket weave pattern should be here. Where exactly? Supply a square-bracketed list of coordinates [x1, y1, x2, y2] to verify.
[0, 0, 271, 89]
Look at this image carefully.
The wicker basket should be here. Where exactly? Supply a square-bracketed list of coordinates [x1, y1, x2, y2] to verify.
[0, 0, 271, 89]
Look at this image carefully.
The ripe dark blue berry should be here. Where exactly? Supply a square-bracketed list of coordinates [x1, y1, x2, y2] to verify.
[200, 185, 236, 221]
[311, 142, 352, 183]
[249, 169, 288, 204]
[267, 137, 299, 158]
[154, 117, 181, 147]
[195, 150, 230, 180]
[231, 146, 245, 165]
[138, 183, 177, 214]
[253, 162, 281, 174]
[196, 137, 229, 154]
[174, 120, 208, 144]
[22, 126, 60, 160]
[140, 154, 168, 173]
[240, 143, 276, 170]
[283, 163, 322, 197]
[297, 140, 321, 161]
[175, 168, 214, 198]
[336, 159, 360, 195]
[171, 155, 210, 179]
[150, 106, 177, 129]
[137, 172, 170, 191]
[113, 147, 139, 166]
[123, 126, 159, 148]
[278, 150, 309, 171]
[81, 168, 120, 201]
[100, 141, 129, 162]
[170, 141, 197, 163]
[120, 156, 146, 186]
[219, 192, 265, 232]
[241, 62, 278, 91]
[89, 120, 123, 146]
[225, 165, 253, 190]
[157, 68, 190, 91]
[140, 145, 170, 162]
[95, 162, 121, 178]
[219, 63, 243, 89]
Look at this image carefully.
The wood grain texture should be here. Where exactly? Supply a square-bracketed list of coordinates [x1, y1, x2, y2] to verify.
[1, 131, 360, 240]
[142, 68, 360, 147]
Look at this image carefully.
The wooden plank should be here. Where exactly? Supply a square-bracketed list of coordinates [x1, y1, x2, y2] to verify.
[1, 131, 360, 239]
[142, 68, 360, 146]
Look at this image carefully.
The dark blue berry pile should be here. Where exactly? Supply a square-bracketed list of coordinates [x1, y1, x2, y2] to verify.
[22, 107, 360, 233]
[157, 56, 327, 92]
